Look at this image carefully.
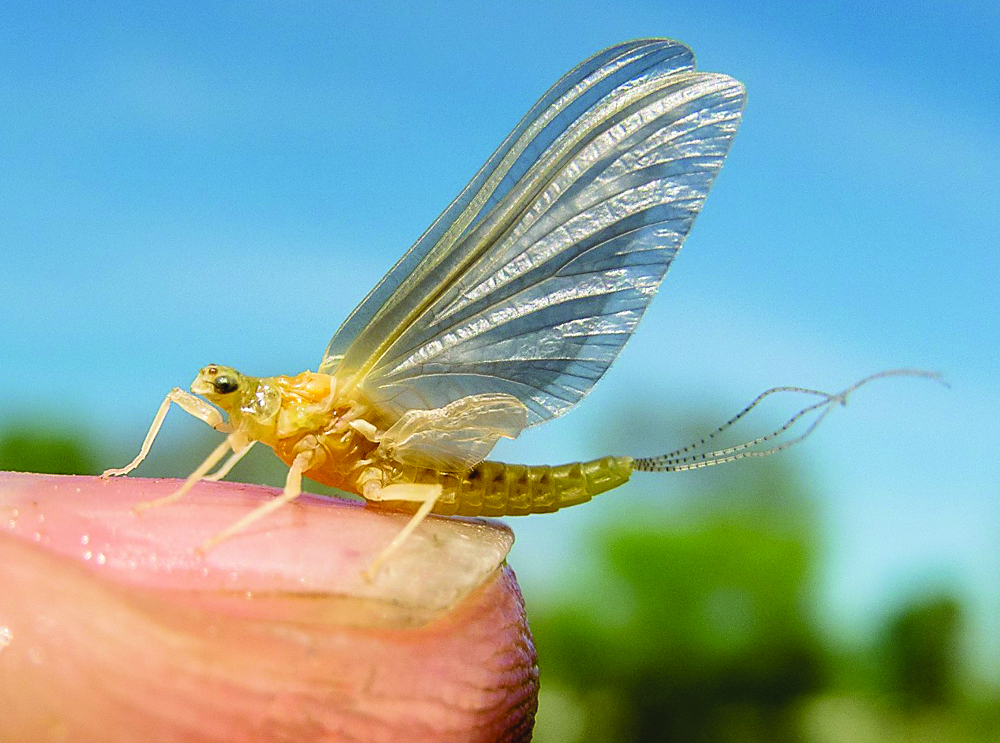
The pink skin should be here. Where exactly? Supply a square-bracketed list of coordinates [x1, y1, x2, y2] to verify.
[0, 473, 538, 743]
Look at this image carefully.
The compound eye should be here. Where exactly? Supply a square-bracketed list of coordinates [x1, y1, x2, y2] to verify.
[213, 375, 239, 395]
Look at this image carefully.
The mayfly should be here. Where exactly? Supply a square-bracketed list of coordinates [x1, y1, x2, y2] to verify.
[103, 39, 935, 577]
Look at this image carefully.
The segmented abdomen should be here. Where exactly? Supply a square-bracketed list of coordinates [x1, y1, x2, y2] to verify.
[383, 456, 634, 517]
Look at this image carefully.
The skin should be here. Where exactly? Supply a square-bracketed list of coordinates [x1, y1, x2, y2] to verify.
[0, 472, 538, 743]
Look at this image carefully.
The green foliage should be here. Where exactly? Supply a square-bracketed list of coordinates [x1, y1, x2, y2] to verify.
[532, 461, 824, 743]
[0, 423, 100, 475]
[880, 596, 962, 708]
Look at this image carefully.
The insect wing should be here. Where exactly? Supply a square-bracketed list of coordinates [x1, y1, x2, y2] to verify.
[321, 39, 694, 377]
[324, 39, 745, 433]
[379, 393, 528, 472]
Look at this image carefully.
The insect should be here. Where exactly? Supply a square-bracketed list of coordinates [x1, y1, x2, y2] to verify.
[103, 39, 935, 578]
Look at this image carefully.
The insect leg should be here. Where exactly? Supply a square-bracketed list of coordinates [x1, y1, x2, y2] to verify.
[362, 482, 444, 582]
[195, 449, 313, 553]
[132, 437, 234, 512]
[203, 440, 257, 482]
[102, 388, 231, 478]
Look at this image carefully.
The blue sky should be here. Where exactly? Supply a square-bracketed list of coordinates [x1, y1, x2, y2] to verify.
[2, 1, 997, 675]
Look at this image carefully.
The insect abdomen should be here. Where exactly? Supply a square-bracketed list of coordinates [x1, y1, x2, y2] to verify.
[426, 456, 634, 517]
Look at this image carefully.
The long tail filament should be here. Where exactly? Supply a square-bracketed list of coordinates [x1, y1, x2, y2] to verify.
[633, 369, 945, 473]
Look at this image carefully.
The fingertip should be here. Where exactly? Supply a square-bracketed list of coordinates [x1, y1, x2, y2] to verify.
[0, 472, 539, 742]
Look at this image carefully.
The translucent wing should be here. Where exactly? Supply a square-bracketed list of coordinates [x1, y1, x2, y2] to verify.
[378, 393, 528, 471]
[320, 40, 694, 376]
[322, 39, 745, 432]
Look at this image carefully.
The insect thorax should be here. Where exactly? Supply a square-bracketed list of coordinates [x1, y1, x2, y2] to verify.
[228, 371, 379, 492]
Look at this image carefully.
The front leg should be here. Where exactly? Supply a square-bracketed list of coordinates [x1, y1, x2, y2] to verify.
[102, 388, 231, 478]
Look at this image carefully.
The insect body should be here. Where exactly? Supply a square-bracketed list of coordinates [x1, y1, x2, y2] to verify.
[103, 39, 934, 576]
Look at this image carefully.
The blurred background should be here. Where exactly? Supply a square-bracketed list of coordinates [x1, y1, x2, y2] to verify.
[1, 1, 997, 740]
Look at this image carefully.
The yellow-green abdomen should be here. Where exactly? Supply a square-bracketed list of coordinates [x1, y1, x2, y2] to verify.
[406, 456, 634, 517]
